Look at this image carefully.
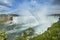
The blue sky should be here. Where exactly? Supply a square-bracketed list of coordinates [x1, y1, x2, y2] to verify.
[0, 0, 54, 14]
[0, 0, 59, 14]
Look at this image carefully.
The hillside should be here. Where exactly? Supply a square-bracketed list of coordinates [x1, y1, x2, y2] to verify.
[31, 18, 60, 40]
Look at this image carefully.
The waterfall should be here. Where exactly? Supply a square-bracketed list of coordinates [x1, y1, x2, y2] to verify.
[6, 16, 39, 34]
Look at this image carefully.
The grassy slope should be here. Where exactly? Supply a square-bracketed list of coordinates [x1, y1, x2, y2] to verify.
[31, 20, 60, 40]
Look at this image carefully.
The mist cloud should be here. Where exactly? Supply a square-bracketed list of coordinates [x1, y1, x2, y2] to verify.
[52, 0, 60, 5]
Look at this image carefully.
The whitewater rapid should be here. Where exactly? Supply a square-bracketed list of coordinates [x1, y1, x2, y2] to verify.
[6, 15, 59, 35]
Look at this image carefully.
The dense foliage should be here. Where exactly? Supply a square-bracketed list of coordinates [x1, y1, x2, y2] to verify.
[0, 30, 7, 40]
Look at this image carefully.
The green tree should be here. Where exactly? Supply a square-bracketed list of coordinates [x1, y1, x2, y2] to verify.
[0, 30, 7, 40]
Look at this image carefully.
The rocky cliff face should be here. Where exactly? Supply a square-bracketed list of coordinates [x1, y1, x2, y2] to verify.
[0, 14, 19, 24]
